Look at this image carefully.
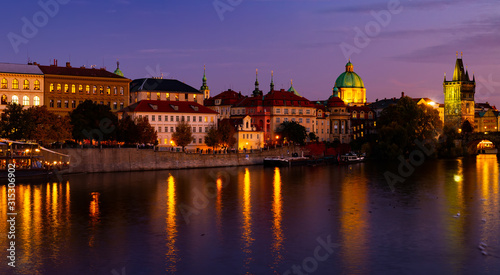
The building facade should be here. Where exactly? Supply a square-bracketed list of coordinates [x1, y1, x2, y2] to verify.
[235, 115, 264, 150]
[118, 100, 218, 149]
[39, 61, 130, 116]
[0, 63, 44, 115]
[443, 53, 475, 129]
[130, 78, 204, 105]
[204, 89, 246, 120]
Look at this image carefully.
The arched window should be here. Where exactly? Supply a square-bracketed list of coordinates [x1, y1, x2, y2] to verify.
[120, 87, 124, 95]
[93, 85, 97, 94]
[99, 86, 104, 94]
[86, 85, 90, 94]
[71, 84, 76, 93]
[12, 95, 19, 104]
[64, 84, 69, 93]
[50, 83, 54, 92]
[79, 85, 83, 92]
[33, 96, 40, 106]
[1, 79, 7, 89]
[23, 80, 29, 90]
[23, 96, 29, 105]
[12, 79, 19, 89]
[34, 80, 40, 90]
[57, 84, 61, 91]
[106, 86, 111, 95]
[114, 87, 117, 95]
[1, 95, 7, 104]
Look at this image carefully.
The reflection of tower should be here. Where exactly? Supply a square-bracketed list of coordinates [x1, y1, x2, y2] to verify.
[200, 65, 210, 99]
[443, 52, 475, 129]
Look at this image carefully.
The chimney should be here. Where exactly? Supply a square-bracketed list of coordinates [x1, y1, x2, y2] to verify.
[66, 62, 71, 68]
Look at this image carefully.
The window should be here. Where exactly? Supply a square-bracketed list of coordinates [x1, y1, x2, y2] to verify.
[79, 85, 83, 92]
[204, 116, 207, 122]
[49, 100, 54, 107]
[33, 96, 40, 106]
[11, 95, 19, 104]
[170, 116, 173, 122]
[64, 84, 69, 93]
[193, 116, 196, 122]
[120, 103, 124, 109]
[158, 127, 161, 133]
[147, 92, 151, 100]
[299, 118, 303, 123]
[86, 85, 90, 93]
[199, 127, 202, 133]
[306, 109, 310, 115]
[57, 84, 61, 91]
[284, 118, 288, 122]
[187, 116, 190, 122]
[1, 79, 7, 89]
[292, 118, 296, 122]
[145, 115, 149, 120]
[120, 87, 124, 95]
[157, 92, 161, 100]
[291, 109, 296, 114]
[165, 93, 169, 99]
[205, 127, 208, 132]
[64, 100, 69, 108]
[284, 109, 289, 114]
[93, 85, 97, 94]
[71, 100, 76, 108]
[57, 100, 61, 108]
[0, 95, 5, 104]
[22, 96, 29, 105]
[23, 80, 29, 90]
[299, 109, 303, 115]
[276, 118, 280, 123]
[152, 115, 155, 122]
[99, 86, 104, 94]
[276, 108, 281, 114]
[181, 116, 185, 121]
[100, 101, 104, 105]
[50, 83, 54, 92]
[12, 79, 19, 89]
[71, 84, 76, 93]
[199, 138, 202, 144]
[113, 102, 117, 110]
[114, 87, 117, 95]
[175, 95, 179, 101]
[193, 127, 196, 133]
[106, 86, 111, 95]
[306, 118, 310, 123]
[199, 116, 202, 122]
[176, 116, 179, 122]
[185, 93, 188, 100]
[158, 115, 162, 121]
[193, 138, 196, 144]
[170, 127, 174, 132]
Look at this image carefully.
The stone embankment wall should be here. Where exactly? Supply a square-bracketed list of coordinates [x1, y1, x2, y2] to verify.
[44, 146, 306, 174]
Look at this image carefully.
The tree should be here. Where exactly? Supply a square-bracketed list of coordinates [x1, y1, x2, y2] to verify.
[24, 106, 72, 145]
[172, 120, 192, 150]
[373, 96, 443, 159]
[276, 121, 307, 145]
[136, 116, 157, 144]
[217, 119, 236, 148]
[0, 103, 26, 140]
[308, 132, 319, 142]
[69, 100, 118, 144]
[117, 115, 157, 145]
[204, 123, 219, 150]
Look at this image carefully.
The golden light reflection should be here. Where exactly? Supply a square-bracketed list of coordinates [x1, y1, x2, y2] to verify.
[271, 167, 284, 267]
[241, 168, 254, 269]
[216, 178, 223, 233]
[166, 174, 179, 273]
[20, 185, 32, 261]
[89, 192, 100, 247]
[340, 173, 368, 272]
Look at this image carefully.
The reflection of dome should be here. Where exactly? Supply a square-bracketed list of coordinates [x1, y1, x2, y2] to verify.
[334, 61, 364, 88]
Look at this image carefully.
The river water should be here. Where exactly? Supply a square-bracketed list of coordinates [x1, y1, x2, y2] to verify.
[1, 155, 499, 274]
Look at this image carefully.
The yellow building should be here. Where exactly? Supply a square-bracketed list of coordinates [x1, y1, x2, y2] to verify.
[333, 60, 366, 106]
[0, 63, 44, 115]
[474, 109, 499, 133]
[235, 115, 264, 150]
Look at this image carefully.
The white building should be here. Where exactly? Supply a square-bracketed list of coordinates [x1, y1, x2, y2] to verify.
[235, 115, 264, 150]
[118, 100, 218, 149]
[0, 63, 44, 115]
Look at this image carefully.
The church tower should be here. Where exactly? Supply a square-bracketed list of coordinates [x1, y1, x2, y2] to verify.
[200, 65, 210, 99]
[443, 52, 475, 129]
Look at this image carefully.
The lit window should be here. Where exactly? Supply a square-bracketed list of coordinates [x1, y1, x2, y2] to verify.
[1, 79, 7, 89]
[165, 93, 169, 99]
[93, 86, 97, 94]
[100, 86, 104, 94]
[147, 92, 151, 100]
[86, 85, 90, 94]
[71, 84, 76, 93]
[1, 95, 7, 104]
[204, 116, 207, 122]
[23, 80, 29, 90]
[11, 95, 19, 104]
[79, 85, 83, 92]
[57, 84, 61, 91]
[34, 80, 40, 90]
[64, 84, 69, 93]
[120, 87, 124, 95]
[12, 79, 19, 89]
[106, 86, 111, 95]
[50, 83, 54, 92]
[157, 92, 161, 100]
[64, 100, 69, 108]
[22, 96, 29, 105]
[114, 87, 117, 95]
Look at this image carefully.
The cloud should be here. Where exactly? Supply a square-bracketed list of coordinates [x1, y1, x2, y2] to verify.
[321, 0, 485, 14]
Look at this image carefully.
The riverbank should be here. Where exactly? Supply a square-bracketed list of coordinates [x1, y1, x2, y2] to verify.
[44, 146, 307, 174]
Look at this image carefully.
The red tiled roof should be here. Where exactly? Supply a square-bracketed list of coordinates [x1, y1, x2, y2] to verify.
[327, 96, 346, 107]
[261, 89, 314, 107]
[204, 89, 247, 106]
[119, 100, 218, 114]
[38, 65, 128, 79]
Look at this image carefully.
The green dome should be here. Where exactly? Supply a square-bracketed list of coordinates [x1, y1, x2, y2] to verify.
[334, 61, 364, 88]
[114, 61, 124, 77]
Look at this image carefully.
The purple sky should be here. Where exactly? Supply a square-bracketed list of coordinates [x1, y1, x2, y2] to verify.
[2, 0, 500, 106]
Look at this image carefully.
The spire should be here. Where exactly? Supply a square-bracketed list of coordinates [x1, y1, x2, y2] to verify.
[202, 64, 207, 82]
[465, 65, 470, 81]
[113, 60, 124, 76]
[252, 69, 262, 97]
[287, 79, 300, 96]
[473, 72, 475, 82]
[270, 70, 274, 91]
[200, 65, 209, 95]
[452, 54, 465, 81]
[444, 72, 446, 82]
[346, 59, 354, 72]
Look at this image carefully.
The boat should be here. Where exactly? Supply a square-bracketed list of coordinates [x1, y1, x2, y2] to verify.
[0, 139, 69, 181]
[263, 156, 309, 167]
[338, 153, 365, 164]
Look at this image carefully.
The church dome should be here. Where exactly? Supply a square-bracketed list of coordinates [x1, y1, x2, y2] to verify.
[114, 61, 124, 77]
[334, 61, 364, 88]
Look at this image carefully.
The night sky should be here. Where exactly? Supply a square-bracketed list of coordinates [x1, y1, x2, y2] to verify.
[2, 0, 500, 106]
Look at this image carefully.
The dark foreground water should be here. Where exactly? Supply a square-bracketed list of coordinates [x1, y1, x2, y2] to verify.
[1, 155, 499, 275]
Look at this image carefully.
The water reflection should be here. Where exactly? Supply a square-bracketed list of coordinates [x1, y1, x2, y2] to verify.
[340, 166, 369, 273]
[166, 174, 179, 273]
[271, 167, 284, 269]
[241, 168, 254, 271]
[476, 155, 500, 247]
[216, 177, 223, 234]
[89, 191, 100, 247]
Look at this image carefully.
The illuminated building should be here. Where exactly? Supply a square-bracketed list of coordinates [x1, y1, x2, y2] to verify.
[333, 60, 367, 106]
[130, 78, 203, 105]
[0, 63, 44, 115]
